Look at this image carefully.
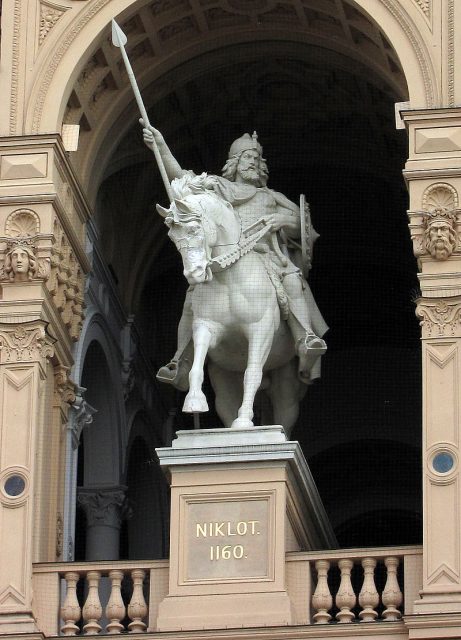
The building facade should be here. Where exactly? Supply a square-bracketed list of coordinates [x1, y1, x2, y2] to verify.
[0, 0, 461, 637]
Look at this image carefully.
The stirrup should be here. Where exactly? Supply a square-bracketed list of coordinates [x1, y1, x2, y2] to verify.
[297, 334, 327, 355]
[156, 359, 190, 392]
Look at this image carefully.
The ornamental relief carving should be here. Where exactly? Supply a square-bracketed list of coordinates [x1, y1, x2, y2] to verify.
[39, 2, 68, 46]
[0, 323, 55, 364]
[0, 209, 50, 282]
[47, 217, 85, 341]
[408, 183, 460, 262]
[413, 0, 431, 19]
[416, 298, 461, 339]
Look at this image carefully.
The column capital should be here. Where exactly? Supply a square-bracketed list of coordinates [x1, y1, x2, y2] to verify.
[77, 486, 129, 530]
[0, 319, 54, 368]
[416, 296, 461, 339]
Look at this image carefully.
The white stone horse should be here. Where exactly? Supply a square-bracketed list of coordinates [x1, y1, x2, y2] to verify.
[157, 174, 306, 433]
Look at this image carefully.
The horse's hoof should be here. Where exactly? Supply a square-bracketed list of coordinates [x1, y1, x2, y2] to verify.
[183, 392, 209, 413]
[231, 417, 254, 429]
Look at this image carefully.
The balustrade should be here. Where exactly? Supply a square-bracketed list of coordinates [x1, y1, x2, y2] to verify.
[33, 547, 421, 634]
[310, 551, 406, 624]
[46, 563, 153, 635]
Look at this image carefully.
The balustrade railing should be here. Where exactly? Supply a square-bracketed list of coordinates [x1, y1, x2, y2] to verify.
[32, 560, 169, 636]
[33, 547, 422, 635]
[287, 545, 422, 626]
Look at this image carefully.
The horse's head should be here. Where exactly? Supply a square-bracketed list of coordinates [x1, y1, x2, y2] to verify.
[157, 196, 210, 284]
[157, 173, 238, 285]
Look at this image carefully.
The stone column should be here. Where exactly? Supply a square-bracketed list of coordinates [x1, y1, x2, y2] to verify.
[0, 320, 54, 634]
[63, 387, 96, 561]
[402, 108, 461, 622]
[0, 135, 89, 635]
[77, 486, 128, 561]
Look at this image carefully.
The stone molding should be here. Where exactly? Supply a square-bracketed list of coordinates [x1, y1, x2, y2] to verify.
[0, 321, 55, 366]
[416, 297, 461, 338]
[77, 486, 129, 529]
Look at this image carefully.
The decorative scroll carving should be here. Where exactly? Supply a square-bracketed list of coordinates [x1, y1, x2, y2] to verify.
[77, 487, 130, 529]
[413, 0, 431, 18]
[416, 298, 461, 338]
[39, 2, 67, 45]
[0, 322, 55, 365]
[47, 217, 85, 341]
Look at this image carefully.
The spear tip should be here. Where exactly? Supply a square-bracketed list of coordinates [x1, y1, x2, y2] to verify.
[111, 19, 127, 48]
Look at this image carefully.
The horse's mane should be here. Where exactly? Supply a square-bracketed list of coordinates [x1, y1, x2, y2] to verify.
[169, 173, 233, 230]
[171, 172, 217, 199]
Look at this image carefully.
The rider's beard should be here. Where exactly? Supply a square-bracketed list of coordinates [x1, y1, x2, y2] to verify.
[238, 166, 262, 186]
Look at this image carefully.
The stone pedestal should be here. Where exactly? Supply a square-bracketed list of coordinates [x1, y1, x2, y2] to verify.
[154, 426, 336, 632]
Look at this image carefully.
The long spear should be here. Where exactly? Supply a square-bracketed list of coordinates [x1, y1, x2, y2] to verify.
[111, 19, 173, 201]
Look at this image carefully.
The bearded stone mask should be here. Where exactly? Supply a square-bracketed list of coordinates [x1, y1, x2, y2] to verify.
[424, 213, 457, 261]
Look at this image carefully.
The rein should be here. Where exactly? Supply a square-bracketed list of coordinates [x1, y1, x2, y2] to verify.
[209, 219, 273, 272]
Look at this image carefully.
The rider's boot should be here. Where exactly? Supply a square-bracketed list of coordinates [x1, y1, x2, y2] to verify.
[156, 342, 193, 392]
[286, 295, 326, 383]
[296, 333, 326, 384]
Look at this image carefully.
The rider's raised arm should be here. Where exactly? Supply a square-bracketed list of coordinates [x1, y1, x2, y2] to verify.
[141, 121, 185, 181]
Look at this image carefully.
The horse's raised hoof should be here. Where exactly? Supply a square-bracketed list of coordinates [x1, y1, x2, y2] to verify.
[183, 391, 209, 413]
[231, 417, 254, 429]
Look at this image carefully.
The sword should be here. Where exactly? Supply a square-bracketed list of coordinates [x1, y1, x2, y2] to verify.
[111, 19, 173, 201]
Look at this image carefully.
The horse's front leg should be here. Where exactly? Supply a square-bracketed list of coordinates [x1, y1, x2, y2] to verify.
[231, 314, 274, 429]
[183, 322, 213, 413]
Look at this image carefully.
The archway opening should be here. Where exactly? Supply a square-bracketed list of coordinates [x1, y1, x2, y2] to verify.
[80, 1, 420, 548]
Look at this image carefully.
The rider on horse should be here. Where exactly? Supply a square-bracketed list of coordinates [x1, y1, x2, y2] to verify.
[143, 126, 328, 388]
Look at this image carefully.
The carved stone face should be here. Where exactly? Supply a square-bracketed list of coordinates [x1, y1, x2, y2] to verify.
[425, 220, 457, 260]
[236, 149, 261, 186]
[11, 248, 30, 280]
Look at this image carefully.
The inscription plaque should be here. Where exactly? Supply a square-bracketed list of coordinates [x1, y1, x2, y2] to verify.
[184, 496, 271, 582]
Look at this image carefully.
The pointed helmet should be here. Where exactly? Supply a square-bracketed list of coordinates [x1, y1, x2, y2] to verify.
[228, 131, 262, 158]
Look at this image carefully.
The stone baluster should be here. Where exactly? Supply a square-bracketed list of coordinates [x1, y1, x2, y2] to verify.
[82, 571, 102, 634]
[382, 557, 403, 620]
[358, 557, 379, 622]
[105, 570, 126, 634]
[335, 559, 356, 623]
[312, 560, 333, 623]
[60, 572, 81, 636]
[127, 569, 147, 632]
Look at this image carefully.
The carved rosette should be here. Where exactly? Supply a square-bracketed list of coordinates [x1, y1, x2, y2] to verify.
[408, 184, 460, 262]
[416, 298, 461, 338]
[0, 321, 55, 366]
[77, 487, 130, 530]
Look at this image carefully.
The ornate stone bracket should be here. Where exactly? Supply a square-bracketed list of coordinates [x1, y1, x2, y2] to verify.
[416, 297, 461, 339]
[68, 385, 97, 449]
[77, 486, 130, 530]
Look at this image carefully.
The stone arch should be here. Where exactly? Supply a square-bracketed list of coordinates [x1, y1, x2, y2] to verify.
[123, 412, 169, 559]
[27, 0, 436, 157]
[71, 312, 127, 560]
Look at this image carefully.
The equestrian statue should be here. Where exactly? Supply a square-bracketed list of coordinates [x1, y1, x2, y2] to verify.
[142, 126, 327, 435]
